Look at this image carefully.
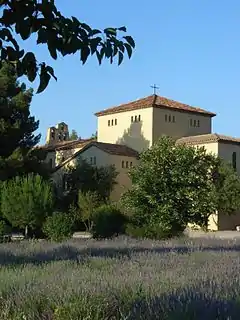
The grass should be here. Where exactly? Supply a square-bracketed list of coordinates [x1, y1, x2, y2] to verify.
[1, 236, 240, 319]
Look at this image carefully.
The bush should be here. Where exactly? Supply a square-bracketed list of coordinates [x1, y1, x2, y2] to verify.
[126, 222, 185, 240]
[43, 212, 74, 242]
[92, 204, 127, 238]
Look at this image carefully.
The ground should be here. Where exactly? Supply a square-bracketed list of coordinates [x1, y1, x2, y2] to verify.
[1, 236, 240, 319]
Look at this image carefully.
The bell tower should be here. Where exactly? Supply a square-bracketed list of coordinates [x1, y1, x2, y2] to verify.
[46, 122, 69, 144]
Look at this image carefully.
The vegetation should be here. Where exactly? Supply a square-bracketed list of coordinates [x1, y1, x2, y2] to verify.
[1, 174, 53, 237]
[65, 160, 118, 205]
[77, 191, 102, 232]
[0, 0, 135, 93]
[69, 129, 79, 140]
[0, 62, 49, 181]
[1, 237, 240, 319]
[43, 212, 74, 242]
[122, 136, 240, 235]
[92, 204, 127, 238]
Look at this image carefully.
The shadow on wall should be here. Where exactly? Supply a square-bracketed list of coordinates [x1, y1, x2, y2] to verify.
[116, 121, 150, 152]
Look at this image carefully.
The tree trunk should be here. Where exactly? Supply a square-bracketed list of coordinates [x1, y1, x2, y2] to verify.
[25, 225, 28, 238]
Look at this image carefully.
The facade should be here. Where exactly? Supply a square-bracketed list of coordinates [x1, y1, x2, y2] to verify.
[43, 94, 240, 230]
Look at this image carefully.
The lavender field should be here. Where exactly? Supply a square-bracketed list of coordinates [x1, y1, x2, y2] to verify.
[1, 236, 240, 319]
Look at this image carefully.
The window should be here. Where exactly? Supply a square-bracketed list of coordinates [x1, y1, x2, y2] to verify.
[130, 161, 133, 167]
[172, 115, 175, 123]
[115, 119, 117, 125]
[138, 115, 141, 122]
[197, 120, 200, 127]
[131, 116, 134, 122]
[135, 115, 138, 122]
[111, 119, 114, 126]
[193, 120, 196, 127]
[232, 152, 237, 170]
[165, 114, 168, 122]
[122, 160, 124, 168]
[126, 161, 129, 168]
[108, 120, 110, 126]
[190, 119, 193, 127]
[93, 156, 96, 165]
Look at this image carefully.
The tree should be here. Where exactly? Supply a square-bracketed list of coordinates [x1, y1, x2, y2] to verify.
[0, 1, 135, 93]
[1, 174, 53, 237]
[0, 62, 49, 181]
[91, 131, 97, 140]
[69, 129, 78, 140]
[122, 136, 225, 235]
[65, 159, 118, 204]
[77, 191, 102, 232]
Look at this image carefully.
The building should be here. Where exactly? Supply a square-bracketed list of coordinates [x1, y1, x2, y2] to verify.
[42, 94, 240, 230]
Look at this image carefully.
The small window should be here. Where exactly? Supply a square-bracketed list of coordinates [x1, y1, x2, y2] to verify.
[122, 160, 124, 168]
[197, 120, 200, 127]
[135, 115, 138, 122]
[131, 116, 134, 122]
[194, 120, 197, 127]
[130, 161, 133, 167]
[172, 115, 175, 123]
[115, 119, 117, 125]
[168, 115, 171, 122]
[232, 152, 237, 170]
[111, 119, 114, 126]
[126, 161, 129, 168]
[138, 115, 141, 122]
[165, 114, 168, 122]
[93, 156, 96, 165]
[108, 120, 110, 126]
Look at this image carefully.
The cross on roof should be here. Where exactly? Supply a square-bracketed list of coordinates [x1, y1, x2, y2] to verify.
[151, 84, 159, 95]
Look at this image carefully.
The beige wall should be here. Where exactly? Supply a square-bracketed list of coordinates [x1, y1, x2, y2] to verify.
[152, 107, 212, 143]
[97, 108, 153, 153]
[218, 142, 240, 174]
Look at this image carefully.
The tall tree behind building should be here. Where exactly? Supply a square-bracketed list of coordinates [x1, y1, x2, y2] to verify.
[0, 62, 49, 181]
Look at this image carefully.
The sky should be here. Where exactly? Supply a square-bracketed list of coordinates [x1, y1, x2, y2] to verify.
[19, 0, 240, 143]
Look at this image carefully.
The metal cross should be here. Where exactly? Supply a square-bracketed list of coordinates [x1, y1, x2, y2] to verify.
[151, 84, 159, 95]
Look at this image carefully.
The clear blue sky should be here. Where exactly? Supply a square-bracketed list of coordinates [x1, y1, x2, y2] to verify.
[21, 0, 240, 143]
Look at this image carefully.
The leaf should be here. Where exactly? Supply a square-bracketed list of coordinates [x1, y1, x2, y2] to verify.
[118, 26, 127, 32]
[72, 16, 80, 27]
[37, 67, 51, 94]
[89, 29, 101, 37]
[124, 43, 132, 58]
[80, 46, 90, 65]
[90, 37, 102, 55]
[96, 48, 104, 65]
[80, 23, 92, 33]
[45, 65, 57, 81]
[37, 28, 48, 44]
[118, 51, 124, 65]
[124, 36, 135, 48]
[48, 43, 57, 60]
[18, 18, 31, 40]
[104, 28, 117, 36]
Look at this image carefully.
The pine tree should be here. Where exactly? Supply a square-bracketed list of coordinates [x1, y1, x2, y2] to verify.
[0, 62, 47, 180]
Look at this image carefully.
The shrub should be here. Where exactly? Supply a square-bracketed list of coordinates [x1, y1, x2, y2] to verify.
[92, 204, 127, 238]
[1, 174, 53, 237]
[43, 212, 74, 242]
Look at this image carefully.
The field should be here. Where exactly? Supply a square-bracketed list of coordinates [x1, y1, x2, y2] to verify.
[1, 236, 240, 320]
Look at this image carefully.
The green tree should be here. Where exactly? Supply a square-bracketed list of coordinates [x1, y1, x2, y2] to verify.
[77, 191, 102, 232]
[65, 159, 118, 204]
[69, 129, 78, 140]
[91, 131, 97, 140]
[1, 174, 53, 237]
[122, 136, 222, 236]
[0, 1, 135, 93]
[0, 62, 49, 181]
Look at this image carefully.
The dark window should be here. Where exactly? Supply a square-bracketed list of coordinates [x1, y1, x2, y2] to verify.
[122, 160, 124, 168]
[130, 161, 133, 167]
[168, 115, 171, 122]
[165, 114, 168, 122]
[172, 115, 175, 123]
[131, 116, 134, 122]
[194, 120, 197, 127]
[135, 115, 138, 122]
[108, 120, 110, 126]
[232, 152, 237, 170]
[93, 156, 96, 165]
[111, 119, 114, 126]
[126, 161, 129, 168]
[197, 120, 200, 127]
[138, 115, 141, 122]
[115, 119, 117, 125]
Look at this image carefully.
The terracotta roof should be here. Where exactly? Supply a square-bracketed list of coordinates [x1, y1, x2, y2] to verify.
[39, 138, 95, 152]
[54, 141, 139, 172]
[177, 133, 240, 146]
[95, 94, 216, 117]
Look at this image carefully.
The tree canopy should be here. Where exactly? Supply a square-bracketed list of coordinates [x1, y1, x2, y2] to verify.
[0, 0, 135, 93]
[69, 129, 78, 140]
[0, 62, 49, 180]
[122, 136, 240, 233]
